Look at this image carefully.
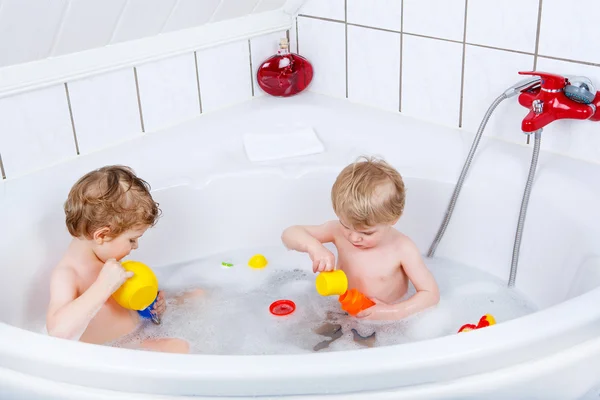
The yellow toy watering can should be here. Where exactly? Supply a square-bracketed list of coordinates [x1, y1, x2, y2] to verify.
[315, 270, 375, 316]
[111, 260, 161, 324]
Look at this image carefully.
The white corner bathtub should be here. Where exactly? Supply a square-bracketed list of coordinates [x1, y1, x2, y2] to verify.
[1, 93, 600, 399]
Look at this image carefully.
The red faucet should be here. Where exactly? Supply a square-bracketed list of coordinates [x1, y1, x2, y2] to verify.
[517, 71, 600, 133]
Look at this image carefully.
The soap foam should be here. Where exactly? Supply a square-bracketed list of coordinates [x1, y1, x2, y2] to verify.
[110, 247, 537, 354]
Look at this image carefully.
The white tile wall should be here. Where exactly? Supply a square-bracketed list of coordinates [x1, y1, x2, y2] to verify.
[212, 0, 261, 22]
[536, 58, 600, 162]
[68, 69, 142, 154]
[0, 0, 68, 67]
[347, 25, 400, 112]
[539, 0, 600, 64]
[110, 0, 177, 44]
[466, 0, 539, 53]
[162, 0, 221, 33]
[297, 17, 346, 98]
[298, 0, 345, 21]
[136, 53, 201, 132]
[403, 0, 465, 42]
[462, 45, 534, 142]
[401, 35, 463, 127]
[196, 40, 253, 113]
[250, 31, 289, 97]
[0, 85, 75, 177]
[51, 0, 127, 57]
[347, 0, 402, 32]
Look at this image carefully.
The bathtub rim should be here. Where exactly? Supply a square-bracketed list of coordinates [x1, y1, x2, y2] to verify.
[1, 282, 599, 396]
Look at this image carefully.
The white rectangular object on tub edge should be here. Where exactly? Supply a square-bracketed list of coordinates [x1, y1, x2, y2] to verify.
[243, 127, 325, 161]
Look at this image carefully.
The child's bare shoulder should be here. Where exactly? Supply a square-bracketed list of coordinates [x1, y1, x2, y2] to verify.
[391, 230, 420, 253]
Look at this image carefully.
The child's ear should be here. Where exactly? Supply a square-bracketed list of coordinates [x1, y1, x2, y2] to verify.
[93, 227, 112, 244]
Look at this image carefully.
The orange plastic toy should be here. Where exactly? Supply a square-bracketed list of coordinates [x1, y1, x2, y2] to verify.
[338, 288, 376, 316]
[315, 271, 375, 316]
[458, 314, 496, 333]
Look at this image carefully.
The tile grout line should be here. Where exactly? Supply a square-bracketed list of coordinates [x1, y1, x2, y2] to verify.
[248, 39, 255, 97]
[399, 0, 404, 113]
[349, 22, 400, 35]
[64, 82, 80, 155]
[0, 153, 5, 179]
[458, 0, 469, 128]
[529, 0, 543, 145]
[295, 16, 299, 53]
[344, 0, 349, 99]
[133, 67, 145, 133]
[467, 41, 534, 56]
[193, 51, 203, 114]
[297, 14, 344, 24]
[538, 54, 600, 68]
[532, 0, 544, 71]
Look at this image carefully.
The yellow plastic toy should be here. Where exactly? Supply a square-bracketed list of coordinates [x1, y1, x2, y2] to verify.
[248, 254, 268, 269]
[316, 270, 375, 316]
[315, 270, 348, 296]
[111, 260, 159, 311]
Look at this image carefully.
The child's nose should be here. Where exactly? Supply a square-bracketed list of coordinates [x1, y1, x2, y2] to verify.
[349, 232, 361, 242]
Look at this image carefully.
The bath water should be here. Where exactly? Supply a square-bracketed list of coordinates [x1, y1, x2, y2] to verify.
[111, 246, 537, 354]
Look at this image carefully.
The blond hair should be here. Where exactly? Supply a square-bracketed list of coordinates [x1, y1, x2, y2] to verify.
[64, 165, 160, 239]
[331, 157, 405, 229]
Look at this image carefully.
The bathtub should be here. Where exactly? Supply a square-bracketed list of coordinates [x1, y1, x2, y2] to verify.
[1, 93, 600, 399]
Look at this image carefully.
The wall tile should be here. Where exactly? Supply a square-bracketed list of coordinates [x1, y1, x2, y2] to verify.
[462, 45, 534, 143]
[467, 0, 538, 53]
[348, 25, 400, 112]
[0, 85, 75, 177]
[0, 0, 68, 67]
[298, 0, 345, 21]
[212, 0, 261, 22]
[51, 0, 126, 57]
[68, 69, 142, 154]
[403, 0, 465, 42]
[250, 31, 289, 97]
[110, 0, 177, 44]
[297, 17, 346, 98]
[136, 53, 200, 132]
[539, 0, 600, 64]
[535, 58, 600, 163]
[162, 0, 220, 33]
[196, 40, 253, 113]
[347, 0, 402, 32]
[401, 35, 463, 127]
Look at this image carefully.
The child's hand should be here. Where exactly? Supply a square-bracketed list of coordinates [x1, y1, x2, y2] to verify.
[308, 245, 335, 273]
[96, 259, 134, 295]
[152, 291, 166, 317]
[356, 298, 398, 320]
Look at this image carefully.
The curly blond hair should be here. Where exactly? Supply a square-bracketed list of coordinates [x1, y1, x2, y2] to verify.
[64, 165, 160, 239]
[331, 157, 405, 229]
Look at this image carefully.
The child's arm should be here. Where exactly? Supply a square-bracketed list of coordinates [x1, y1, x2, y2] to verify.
[281, 221, 337, 272]
[358, 239, 440, 321]
[46, 259, 133, 340]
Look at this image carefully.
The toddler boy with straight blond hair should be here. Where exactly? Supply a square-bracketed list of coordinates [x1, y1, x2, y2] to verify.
[282, 157, 439, 321]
